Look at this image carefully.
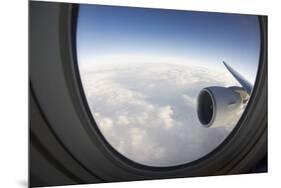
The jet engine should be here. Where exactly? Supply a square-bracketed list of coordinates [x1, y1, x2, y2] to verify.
[197, 86, 248, 128]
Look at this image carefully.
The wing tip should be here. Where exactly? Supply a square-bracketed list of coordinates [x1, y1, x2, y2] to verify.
[221, 60, 252, 94]
[222, 61, 231, 71]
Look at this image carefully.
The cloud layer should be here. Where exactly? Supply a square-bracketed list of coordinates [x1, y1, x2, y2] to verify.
[79, 62, 242, 166]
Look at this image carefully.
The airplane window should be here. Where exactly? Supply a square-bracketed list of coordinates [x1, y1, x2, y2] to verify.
[76, 5, 261, 167]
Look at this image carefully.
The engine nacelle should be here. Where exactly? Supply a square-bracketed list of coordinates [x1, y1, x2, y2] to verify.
[197, 86, 245, 128]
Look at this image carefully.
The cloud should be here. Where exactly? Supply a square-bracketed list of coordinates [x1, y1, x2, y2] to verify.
[158, 106, 175, 129]
[116, 115, 130, 126]
[79, 62, 242, 166]
[183, 94, 196, 108]
[130, 128, 147, 147]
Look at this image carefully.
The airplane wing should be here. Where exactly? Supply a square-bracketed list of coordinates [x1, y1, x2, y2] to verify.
[223, 61, 253, 94]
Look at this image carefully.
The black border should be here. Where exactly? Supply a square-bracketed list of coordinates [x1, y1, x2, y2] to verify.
[29, 2, 268, 186]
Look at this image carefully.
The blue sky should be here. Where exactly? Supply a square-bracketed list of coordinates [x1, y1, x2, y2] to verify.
[76, 4, 261, 83]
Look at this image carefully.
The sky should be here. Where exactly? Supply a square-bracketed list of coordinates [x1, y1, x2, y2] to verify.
[76, 4, 262, 167]
[77, 4, 261, 83]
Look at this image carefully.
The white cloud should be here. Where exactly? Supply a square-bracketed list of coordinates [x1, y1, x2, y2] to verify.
[116, 115, 130, 126]
[99, 117, 113, 132]
[130, 128, 147, 147]
[158, 106, 175, 129]
[183, 94, 197, 108]
[79, 62, 244, 166]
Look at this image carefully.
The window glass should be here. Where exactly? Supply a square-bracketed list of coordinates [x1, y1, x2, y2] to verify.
[76, 5, 261, 167]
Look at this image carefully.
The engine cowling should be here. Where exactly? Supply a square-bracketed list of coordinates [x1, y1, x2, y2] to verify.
[197, 86, 245, 128]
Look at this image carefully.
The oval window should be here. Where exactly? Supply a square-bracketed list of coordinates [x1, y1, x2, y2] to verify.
[76, 4, 261, 167]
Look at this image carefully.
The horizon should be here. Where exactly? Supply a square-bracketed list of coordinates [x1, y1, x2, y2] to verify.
[77, 4, 261, 83]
